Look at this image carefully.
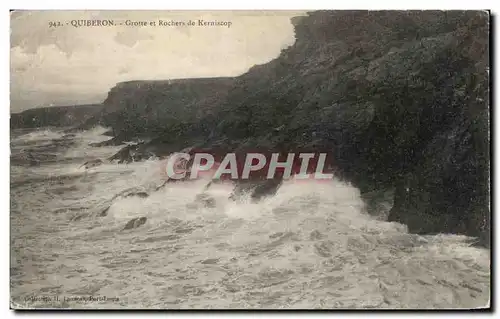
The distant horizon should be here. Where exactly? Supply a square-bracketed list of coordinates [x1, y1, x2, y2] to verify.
[10, 102, 103, 114]
[10, 73, 257, 113]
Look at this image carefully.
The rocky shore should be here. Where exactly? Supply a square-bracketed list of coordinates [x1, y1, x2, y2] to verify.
[31, 11, 493, 246]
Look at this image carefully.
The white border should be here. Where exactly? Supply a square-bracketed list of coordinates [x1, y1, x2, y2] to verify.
[2, 1, 498, 318]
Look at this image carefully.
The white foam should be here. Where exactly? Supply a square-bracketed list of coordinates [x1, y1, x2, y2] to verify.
[13, 128, 64, 142]
[10, 129, 491, 309]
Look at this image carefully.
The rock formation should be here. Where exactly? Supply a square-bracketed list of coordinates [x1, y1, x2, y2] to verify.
[10, 104, 102, 129]
[83, 11, 491, 245]
[123, 217, 148, 230]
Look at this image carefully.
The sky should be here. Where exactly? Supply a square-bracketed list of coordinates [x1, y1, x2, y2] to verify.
[10, 10, 305, 113]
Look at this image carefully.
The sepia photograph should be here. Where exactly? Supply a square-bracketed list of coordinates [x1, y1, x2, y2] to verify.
[9, 9, 490, 310]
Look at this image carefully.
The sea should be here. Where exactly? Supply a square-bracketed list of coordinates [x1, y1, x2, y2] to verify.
[10, 126, 490, 309]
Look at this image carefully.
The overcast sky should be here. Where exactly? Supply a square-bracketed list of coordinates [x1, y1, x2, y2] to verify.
[10, 10, 305, 113]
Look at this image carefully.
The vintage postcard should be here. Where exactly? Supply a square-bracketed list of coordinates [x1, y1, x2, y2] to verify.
[10, 10, 490, 309]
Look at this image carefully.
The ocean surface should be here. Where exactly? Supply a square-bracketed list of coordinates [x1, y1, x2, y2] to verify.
[10, 127, 490, 309]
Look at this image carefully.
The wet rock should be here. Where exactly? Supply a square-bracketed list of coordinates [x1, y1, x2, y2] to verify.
[200, 258, 219, 265]
[269, 232, 284, 239]
[99, 206, 111, 217]
[388, 90, 490, 242]
[230, 178, 283, 202]
[52, 207, 81, 215]
[107, 139, 188, 164]
[17, 151, 42, 167]
[80, 159, 103, 169]
[62, 133, 76, 139]
[154, 180, 169, 191]
[251, 178, 283, 201]
[52, 185, 79, 195]
[71, 213, 90, 222]
[123, 217, 148, 230]
[10, 104, 102, 129]
[124, 191, 149, 199]
[174, 227, 195, 234]
[107, 143, 142, 163]
[314, 242, 333, 258]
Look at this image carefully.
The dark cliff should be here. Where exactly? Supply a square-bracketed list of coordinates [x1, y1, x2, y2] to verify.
[99, 11, 490, 245]
[96, 78, 235, 142]
[10, 104, 103, 129]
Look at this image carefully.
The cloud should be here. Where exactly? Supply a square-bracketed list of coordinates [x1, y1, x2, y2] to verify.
[10, 10, 305, 112]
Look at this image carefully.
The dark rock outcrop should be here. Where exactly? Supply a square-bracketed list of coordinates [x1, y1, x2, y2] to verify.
[99, 205, 111, 217]
[96, 11, 490, 245]
[11, 104, 102, 129]
[230, 178, 284, 202]
[123, 217, 148, 230]
[98, 78, 235, 141]
[110, 187, 150, 200]
[193, 193, 216, 208]
[80, 159, 104, 169]
[89, 136, 128, 147]
[388, 77, 490, 246]
[106, 138, 201, 164]
[98, 189, 150, 217]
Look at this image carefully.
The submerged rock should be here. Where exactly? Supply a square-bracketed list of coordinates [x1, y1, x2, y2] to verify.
[107, 144, 143, 163]
[230, 178, 283, 202]
[99, 205, 111, 217]
[98, 189, 149, 218]
[88, 12, 489, 242]
[200, 258, 219, 265]
[108, 139, 193, 164]
[123, 217, 148, 230]
[111, 188, 149, 200]
[62, 133, 76, 139]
